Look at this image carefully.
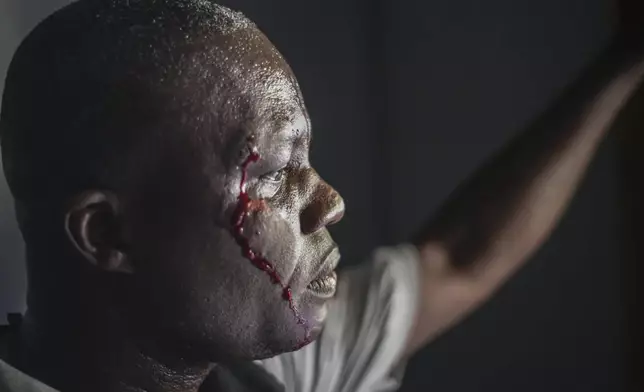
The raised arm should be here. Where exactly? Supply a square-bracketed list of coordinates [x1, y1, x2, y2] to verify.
[403, 26, 644, 356]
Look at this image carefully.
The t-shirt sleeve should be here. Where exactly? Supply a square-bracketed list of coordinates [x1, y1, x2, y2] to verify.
[259, 244, 422, 392]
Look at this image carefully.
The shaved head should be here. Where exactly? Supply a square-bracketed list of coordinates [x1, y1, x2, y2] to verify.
[0, 0, 343, 373]
[2, 0, 294, 212]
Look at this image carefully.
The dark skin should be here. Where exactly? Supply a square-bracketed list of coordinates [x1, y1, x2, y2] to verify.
[11, 27, 343, 392]
[403, 4, 644, 356]
[4, 1, 644, 391]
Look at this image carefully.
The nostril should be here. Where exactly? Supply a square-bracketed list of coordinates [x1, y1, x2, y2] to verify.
[300, 204, 323, 235]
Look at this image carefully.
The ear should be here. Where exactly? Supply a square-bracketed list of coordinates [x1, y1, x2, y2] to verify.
[65, 190, 133, 274]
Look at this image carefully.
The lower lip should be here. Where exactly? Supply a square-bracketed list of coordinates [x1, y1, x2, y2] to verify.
[307, 271, 338, 299]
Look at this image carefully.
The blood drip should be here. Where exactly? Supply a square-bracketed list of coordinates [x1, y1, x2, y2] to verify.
[230, 148, 312, 347]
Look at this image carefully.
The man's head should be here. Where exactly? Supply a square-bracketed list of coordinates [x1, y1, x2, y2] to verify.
[1, 0, 344, 362]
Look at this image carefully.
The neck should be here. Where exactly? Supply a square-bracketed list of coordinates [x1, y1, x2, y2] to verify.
[13, 290, 214, 392]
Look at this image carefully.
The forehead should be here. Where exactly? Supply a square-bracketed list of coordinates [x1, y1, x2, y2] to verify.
[207, 29, 310, 152]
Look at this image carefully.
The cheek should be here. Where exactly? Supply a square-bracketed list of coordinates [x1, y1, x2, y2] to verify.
[243, 200, 300, 276]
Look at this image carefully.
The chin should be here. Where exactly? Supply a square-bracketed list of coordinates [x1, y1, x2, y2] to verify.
[195, 283, 335, 361]
[249, 301, 329, 359]
[257, 327, 324, 360]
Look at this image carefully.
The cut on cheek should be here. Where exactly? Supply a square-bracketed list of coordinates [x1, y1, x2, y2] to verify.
[244, 207, 295, 262]
[246, 199, 270, 214]
[230, 148, 313, 349]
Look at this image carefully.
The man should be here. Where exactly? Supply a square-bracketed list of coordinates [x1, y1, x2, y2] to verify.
[0, 0, 642, 391]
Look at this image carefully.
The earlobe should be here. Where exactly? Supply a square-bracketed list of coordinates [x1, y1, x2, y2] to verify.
[103, 249, 133, 274]
[65, 191, 134, 274]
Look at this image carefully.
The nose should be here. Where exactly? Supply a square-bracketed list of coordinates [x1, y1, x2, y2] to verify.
[300, 179, 345, 235]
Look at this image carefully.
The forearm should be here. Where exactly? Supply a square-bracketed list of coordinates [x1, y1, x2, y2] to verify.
[415, 44, 644, 282]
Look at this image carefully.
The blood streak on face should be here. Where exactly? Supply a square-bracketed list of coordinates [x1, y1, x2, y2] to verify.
[230, 146, 312, 347]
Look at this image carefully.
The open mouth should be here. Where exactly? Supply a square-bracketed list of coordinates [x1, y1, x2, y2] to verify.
[307, 271, 337, 298]
[306, 247, 340, 299]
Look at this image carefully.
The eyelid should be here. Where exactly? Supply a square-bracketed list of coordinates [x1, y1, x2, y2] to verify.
[254, 168, 287, 200]
[261, 167, 287, 181]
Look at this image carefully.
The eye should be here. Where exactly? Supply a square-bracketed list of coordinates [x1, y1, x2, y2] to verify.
[261, 168, 287, 183]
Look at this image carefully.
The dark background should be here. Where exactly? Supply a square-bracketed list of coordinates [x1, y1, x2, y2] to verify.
[0, 0, 637, 391]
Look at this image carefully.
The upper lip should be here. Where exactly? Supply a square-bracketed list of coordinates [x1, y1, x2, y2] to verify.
[310, 246, 340, 283]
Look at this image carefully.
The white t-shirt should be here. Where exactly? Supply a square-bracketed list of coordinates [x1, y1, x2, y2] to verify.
[0, 244, 422, 392]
